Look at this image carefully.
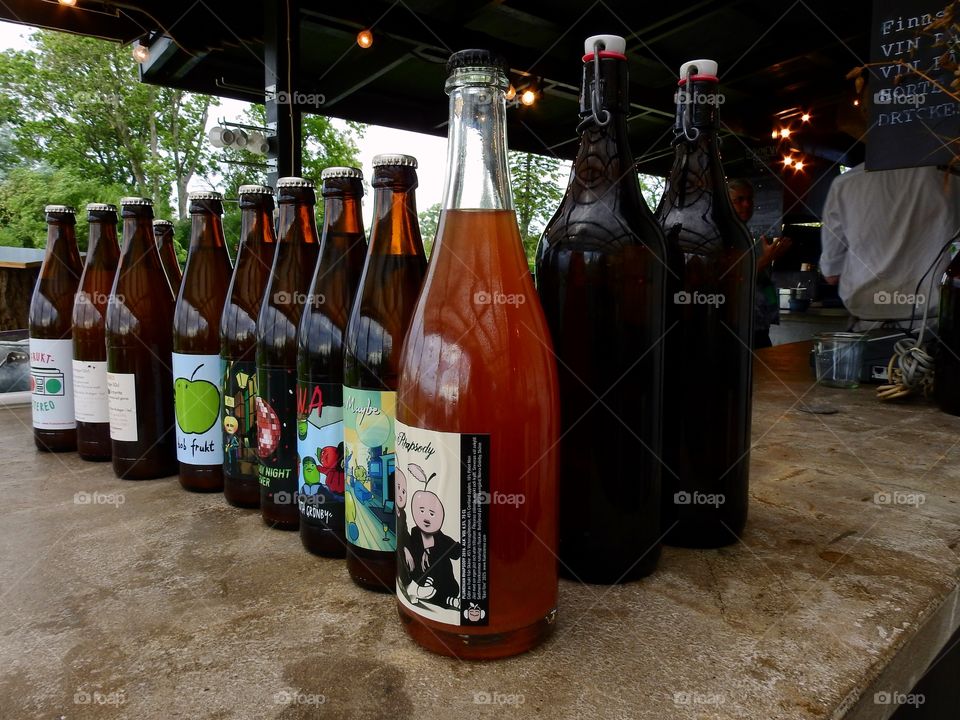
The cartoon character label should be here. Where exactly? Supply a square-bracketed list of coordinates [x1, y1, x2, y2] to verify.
[343, 387, 397, 551]
[256, 367, 298, 505]
[221, 359, 258, 480]
[394, 421, 490, 627]
[72, 359, 109, 424]
[106, 372, 137, 442]
[29, 338, 75, 430]
[296, 380, 344, 529]
[172, 353, 223, 465]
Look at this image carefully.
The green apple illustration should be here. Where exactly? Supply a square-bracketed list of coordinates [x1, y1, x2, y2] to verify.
[175, 364, 219, 434]
[297, 417, 308, 440]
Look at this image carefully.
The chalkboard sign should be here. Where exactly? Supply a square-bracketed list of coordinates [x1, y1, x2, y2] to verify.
[867, 0, 959, 170]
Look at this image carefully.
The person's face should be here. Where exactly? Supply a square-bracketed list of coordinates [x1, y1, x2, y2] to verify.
[729, 186, 754, 223]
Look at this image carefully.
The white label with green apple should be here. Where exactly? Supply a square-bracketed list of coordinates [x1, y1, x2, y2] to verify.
[172, 353, 223, 465]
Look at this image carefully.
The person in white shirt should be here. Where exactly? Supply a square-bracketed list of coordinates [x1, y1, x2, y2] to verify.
[820, 164, 960, 326]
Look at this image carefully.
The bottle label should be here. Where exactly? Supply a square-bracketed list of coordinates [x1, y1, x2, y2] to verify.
[257, 367, 298, 507]
[106, 372, 138, 441]
[172, 353, 224, 466]
[221, 359, 258, 479]
[394, 421, 490, 627]
[72, 360, 109, 424]
[29, 338, 75, 430]
[343, 387, 397, 551]
[296, 380, 344, 528]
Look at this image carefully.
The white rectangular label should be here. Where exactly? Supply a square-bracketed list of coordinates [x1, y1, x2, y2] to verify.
[172, 352, 224, 465]
[30, 337, 76, 430]
[107, 372, 138, 442]
[73, 360, 109, 423]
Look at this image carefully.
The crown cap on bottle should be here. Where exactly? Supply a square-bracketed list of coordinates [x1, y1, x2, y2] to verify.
[446, 49, 509, 76]
[187, 190, 223, 201]
[238, 184, 274, 195]
[679, 59, 719, 80]
[120, 197, 153, 206]
[372, 154, 418, 168]
[321, 166, 363, 180]
[152, 219, 174, 228]
[86, 203, 117, 213]
[277, 176, 315, 189]
[583, 35, 626, 56]
[44, 205, 77, 214]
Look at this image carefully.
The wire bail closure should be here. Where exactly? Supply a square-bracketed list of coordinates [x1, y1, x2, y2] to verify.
[578, 39, 612, 133]
[680, 65, 700, 143]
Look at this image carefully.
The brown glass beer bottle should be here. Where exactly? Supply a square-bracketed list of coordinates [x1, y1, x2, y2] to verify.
[344, 156, 427, 589]
[173, 191, 233, 492]
[257, 178, 320, 529]
[106, 197, 178, 479]
[297, 167, 367, 557]
[29, 205, 83, 452]
[221, 185, 276, 508]
[72, 203, 120, 460]
[154, 219, 182, 294]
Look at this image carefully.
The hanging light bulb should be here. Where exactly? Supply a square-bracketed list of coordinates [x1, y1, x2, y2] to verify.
[771, 129, 779, 140]
[59, 0, 77, 6]
[779, 127, 792, 139]
[794, 160, 805, 171]
[506, 84, 517, 101]
[132, 43, 150, 63]
[782, 156, 794, 167]
[853, 99, 860, 107]
[801, 112, 811, 123]
[520, 88, 537, 106]
[357, 29, 373, 49]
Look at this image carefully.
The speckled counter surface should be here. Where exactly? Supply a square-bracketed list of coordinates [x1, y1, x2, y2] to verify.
[1, 342, 958, 720]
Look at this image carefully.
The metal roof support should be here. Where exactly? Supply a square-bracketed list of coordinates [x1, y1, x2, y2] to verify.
[264, 0, 302, 185]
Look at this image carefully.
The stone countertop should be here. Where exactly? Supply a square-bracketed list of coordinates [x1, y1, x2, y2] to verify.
[1, 341, 958, 720]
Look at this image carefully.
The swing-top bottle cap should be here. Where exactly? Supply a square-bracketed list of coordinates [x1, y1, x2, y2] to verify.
[86, 203, 116, 213]
[152, 219, 174, 228]
[583, 35, 626, 56]
[187, 190, 223, 201]
[679, 59, 719, 81]
[120, 197, 153, 206]
[321, 166, 363, 180]
[372, 154, 417, 168]
[44, 205, 76, 214]
[276, 176, 315, 189]
[238, 184, 274, 195]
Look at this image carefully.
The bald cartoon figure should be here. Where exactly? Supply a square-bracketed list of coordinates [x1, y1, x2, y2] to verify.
[405, 463, 461, 610]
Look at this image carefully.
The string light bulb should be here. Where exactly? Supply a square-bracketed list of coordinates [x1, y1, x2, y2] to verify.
[783, 156, 794, 167]
[801, 112, 811, 123]
[853, 99, 860, 106]
[132, 43, 150, 63]
[771, 130, 779, 139]
[357, 29, 373, 49]
[520, 88, 537, 106]
[779, 127, 792, 139]
[794, 161, 805, 171]
[506, 85, 516, 101]
[59, 0, 77, 6]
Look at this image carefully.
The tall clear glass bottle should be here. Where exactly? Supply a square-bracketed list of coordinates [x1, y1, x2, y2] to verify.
[536, 34, 666, 583]
[395, 50, 560, 659]
[655, 60, 755, 548]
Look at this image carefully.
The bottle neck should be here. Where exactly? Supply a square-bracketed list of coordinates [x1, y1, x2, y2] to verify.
[322, 194, 363, 236]
[278, 201, 319, 245]
[442, 69, 513, 210]
[573, 57, 639, 196]
[667, 78, 727, 198]
[371, 175, 422, 255]
[189, 209, 226, 251]
[121, 210, 157, 265]
[239, 201, 276, 251]
[87, 219, 119, 265]
[45, 218, 79, 263]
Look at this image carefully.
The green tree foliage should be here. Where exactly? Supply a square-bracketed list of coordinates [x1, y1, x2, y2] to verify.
[509, 151, 565, 264]
[417, 202, 441, 258]
[0, 167, 127, 249]
[0, 30, 217, 220]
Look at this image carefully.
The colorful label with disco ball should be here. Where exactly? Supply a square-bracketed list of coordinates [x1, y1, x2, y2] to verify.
[343, 387, 396, 551]
[296, 379, 344, 530]
[256, 366, 298, 508]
